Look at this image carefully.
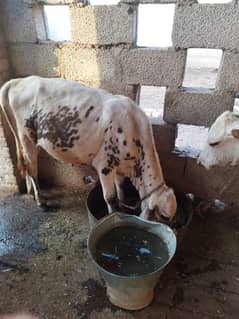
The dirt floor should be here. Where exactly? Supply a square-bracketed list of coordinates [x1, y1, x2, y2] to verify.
[0, 188, 239, 319]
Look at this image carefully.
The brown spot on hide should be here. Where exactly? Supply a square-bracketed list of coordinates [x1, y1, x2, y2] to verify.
[117, 127, 123, 134]
[134, 159, 143, 178]
[25, 106, 81, 149]
[85, 106, 94, 118]
[102, 168, 111, 175]
[134, 139, 145, 160]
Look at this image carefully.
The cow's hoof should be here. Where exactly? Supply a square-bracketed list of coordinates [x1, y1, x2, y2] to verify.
[39, 203, 52, 212]
[39, 202, 60, 212]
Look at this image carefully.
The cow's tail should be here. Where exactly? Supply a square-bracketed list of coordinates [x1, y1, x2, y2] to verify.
[0, 81, 26, 178]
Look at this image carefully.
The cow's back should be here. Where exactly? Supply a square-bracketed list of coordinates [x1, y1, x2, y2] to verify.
[2, 76, 138, 165]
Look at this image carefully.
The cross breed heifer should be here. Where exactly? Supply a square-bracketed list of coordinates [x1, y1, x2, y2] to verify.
[198, 110, 239, 169]
[0, 76, 177, 221]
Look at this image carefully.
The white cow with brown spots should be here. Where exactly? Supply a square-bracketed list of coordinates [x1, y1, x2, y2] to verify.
[0, 76, 177, 221]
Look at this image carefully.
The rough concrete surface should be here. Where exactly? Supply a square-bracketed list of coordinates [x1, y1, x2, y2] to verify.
[0, 59, 9, 73]
[0, 189, 238, 319]
[216, 51, 239, 92]
[120, 48, 186, 87]
[9, 43, 60, 78]
[70, 5, 136, 45]
[56, 44, 121, 84]
[172, 2, 239, 50]
[164, 88, 234, 127]
[0, 114, 17, 190]
[1, 0, 37, 43]
[120, 0, 177, 3]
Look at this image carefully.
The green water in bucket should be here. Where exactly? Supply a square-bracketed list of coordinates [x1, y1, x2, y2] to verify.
[95, 225, 169, 276]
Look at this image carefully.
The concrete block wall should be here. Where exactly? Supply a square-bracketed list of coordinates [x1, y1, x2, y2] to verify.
[1, 0, 239, 203]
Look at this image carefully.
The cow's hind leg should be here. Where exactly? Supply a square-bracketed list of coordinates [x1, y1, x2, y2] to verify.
[19, 135, 46, 208]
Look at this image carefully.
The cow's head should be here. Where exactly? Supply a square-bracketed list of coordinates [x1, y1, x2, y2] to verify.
[198, 111, 239, 169]
[140, 185, 177, 222]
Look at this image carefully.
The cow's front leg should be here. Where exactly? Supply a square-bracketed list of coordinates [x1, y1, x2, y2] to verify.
[99, 172, 118, 213]
[115, 174, 125, 202]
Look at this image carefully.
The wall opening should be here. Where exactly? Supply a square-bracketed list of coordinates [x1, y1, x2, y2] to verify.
[183, 49, 223, 89]
[43, 5, 71, 41]
[139, 86, 166, 119]
[233, 93, 239, 114]
[175, 124, 208, 156]
[137, 4, 175, 47]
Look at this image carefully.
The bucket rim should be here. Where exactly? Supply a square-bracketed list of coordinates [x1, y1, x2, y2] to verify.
[87, 212, 177, 280]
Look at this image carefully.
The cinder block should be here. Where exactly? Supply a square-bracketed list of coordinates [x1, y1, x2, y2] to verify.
[0, 59, 9, 73]
[9, 43, 60, 77]
[1, 0, 37, 43]
[173, 2, 239, 50]
[120, 48, 186, 87]
[23, 0, 80, 4]
[70, 4, 136, 45]
[120, 0, 177, 3]
[8, 42, 136, 98]
[89, 81, 137, 101]
[216, 51, 239, 92]
[164, 88, 234, 127]
[152, 117, 177, 153]
[57, 43, 120, 83]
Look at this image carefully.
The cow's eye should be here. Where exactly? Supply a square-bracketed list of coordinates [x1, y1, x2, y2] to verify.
[209, 141, 220, 147]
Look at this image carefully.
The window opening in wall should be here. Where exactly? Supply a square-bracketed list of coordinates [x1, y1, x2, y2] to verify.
[139, 86, 166, 119]
[44, 5, 71, 41]
[233, 93, 239, 114]
[183, 49, 223, 89]
[198, 0, 231, 3]
[137, 4, 175, 47]
[175, 124, 208, 156]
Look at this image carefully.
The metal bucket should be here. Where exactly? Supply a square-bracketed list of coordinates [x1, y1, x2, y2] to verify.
[87, 212, 177, 310]
[86, 180, 193, 242]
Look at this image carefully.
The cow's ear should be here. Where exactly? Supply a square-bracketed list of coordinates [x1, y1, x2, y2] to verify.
[231, 129, 239, 139]
[208, 121, 225, 145]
